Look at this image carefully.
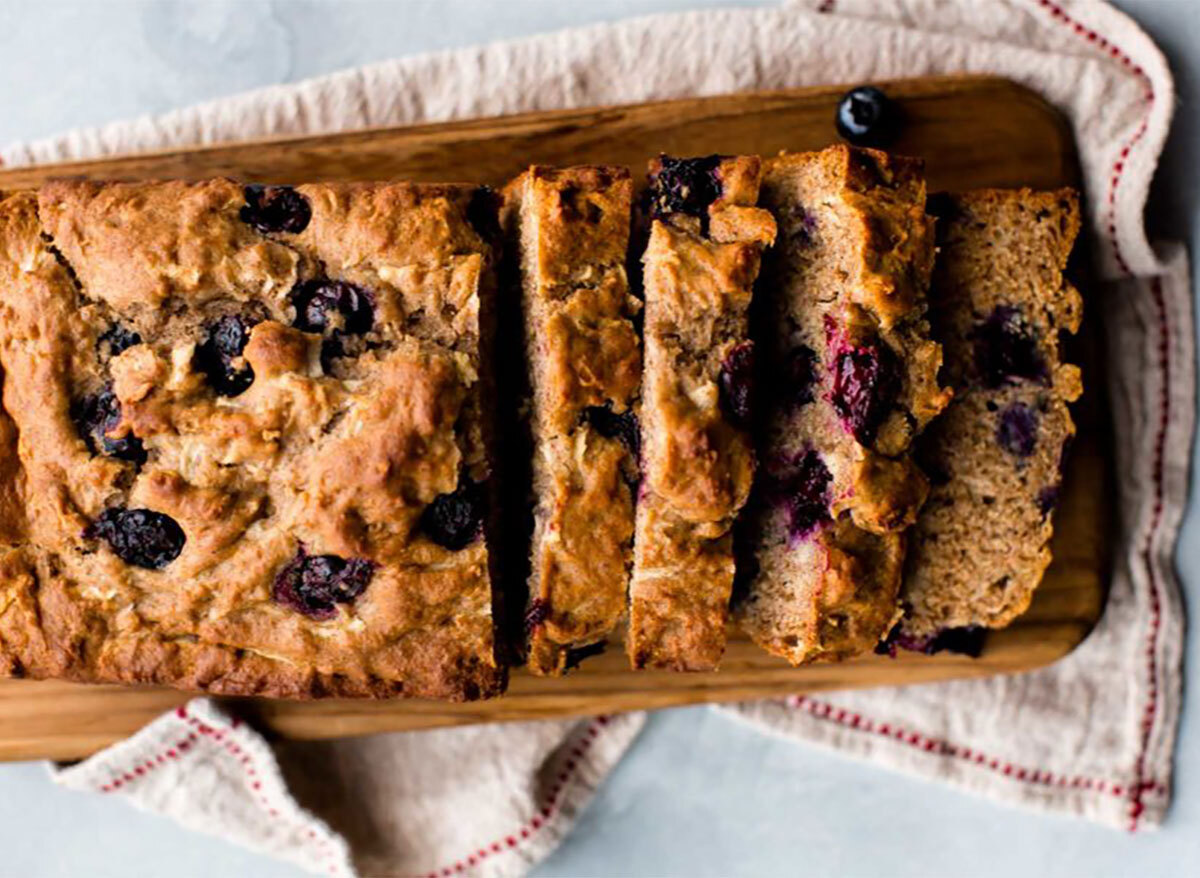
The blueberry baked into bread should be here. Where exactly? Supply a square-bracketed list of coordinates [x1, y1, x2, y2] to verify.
[628, 155, 777, 671]
[734, 145, 950, 664]
[502, 166, 641, 676]
[0, 179, 505, 700]
[898, 189, 1082, 644]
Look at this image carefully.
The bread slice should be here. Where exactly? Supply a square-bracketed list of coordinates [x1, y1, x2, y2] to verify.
[501, 166, 641, 675]
[734, 145, 950, 664]
[627, 155, 776, 671]
[898, 189, 1082, 641]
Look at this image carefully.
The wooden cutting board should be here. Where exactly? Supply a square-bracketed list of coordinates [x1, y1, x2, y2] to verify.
[0, 75, 1108, 762]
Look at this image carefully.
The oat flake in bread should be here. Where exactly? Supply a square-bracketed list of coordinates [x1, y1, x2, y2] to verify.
[0, 179, 505, 700]
[501, 166, 641, 676]
[627, 155, 777, 672]
[898, 188, 1082, 644]
[734, 145, 950, 665]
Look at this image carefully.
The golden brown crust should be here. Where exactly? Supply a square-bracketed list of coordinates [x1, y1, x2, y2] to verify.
[735, 146, 946, 665]
[901, 189, 1082, 638]
[629, 156, 776, 671]
[503, 166, 640, 676]
[0, 180, 504, 701]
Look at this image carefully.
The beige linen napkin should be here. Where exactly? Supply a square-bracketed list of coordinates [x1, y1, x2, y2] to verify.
[31, 0, 1191, 874]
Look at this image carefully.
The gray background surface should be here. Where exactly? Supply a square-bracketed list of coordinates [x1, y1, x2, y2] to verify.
[0, 2, 1195, 876]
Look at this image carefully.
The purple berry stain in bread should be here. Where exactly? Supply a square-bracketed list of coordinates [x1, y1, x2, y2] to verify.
[972, 306, 1047, 388]
[273, 549, 374, 620]
[74, 387, 147, 465]
[646, 154, 723, 222]
[98, 324, 142, 358]
[768, 449, 832, 541]
[195, 315, 258, 397]
[875, 623, 986, 658]
[524, 597, 550, 633]
[240, 184, 312, 234]
[86, 507, 186, 570]
[292, 280, 375, 335]
[1037, 485, 1061, 518]
[582, 405, 640, 457]
[420, 479, 484, 550]
[996, 402, 1039, 458]
[719, 341, 756, 428]
[825, 321, 899, 445]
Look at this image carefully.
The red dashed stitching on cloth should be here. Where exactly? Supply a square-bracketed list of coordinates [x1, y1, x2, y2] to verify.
[1128, 276, 1170, 830]
[788, 696, 1168, 799]
[95, 732, 199, 792]
[173, 707, 342, 873]
[1034, 0, 1155, 275]
[419, 716, 612, 878]
[1035, 0, 1172, 831]
[94, 706, 343, 875]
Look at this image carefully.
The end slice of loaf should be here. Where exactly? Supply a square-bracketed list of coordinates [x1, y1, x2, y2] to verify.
[628, 155, 777, 671]
[502, 166, 641, 675]
[900, 188, 1082, 639]
[734, 145, 950, 665]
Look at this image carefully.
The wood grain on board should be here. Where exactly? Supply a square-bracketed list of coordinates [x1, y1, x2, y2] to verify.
[0, 75, 1109, 762]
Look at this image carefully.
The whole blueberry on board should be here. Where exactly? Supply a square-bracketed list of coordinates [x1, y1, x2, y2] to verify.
[835, 86, 898, 147]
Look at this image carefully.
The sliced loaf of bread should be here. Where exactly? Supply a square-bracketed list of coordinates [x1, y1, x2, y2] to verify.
[628, 155, 776, 671]
[899, 188, 1082, 641]
[734, 145, 950, 664]
[501, 166, 641, 675]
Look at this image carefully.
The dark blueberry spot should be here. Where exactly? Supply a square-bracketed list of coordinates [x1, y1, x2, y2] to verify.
[272, 550, 374, 620]
[996, 403, 1039, 458]
[582, 405, 640, 458]
[1037, 485, 1061, 518]
[467, 185, 501, 241]
[98, 324, 141, 357]
[835, 86, 898, 147]
[240, 185, 311, 234]
[972, 306, 1047, 388]
[420, 479, 484, 550]
[768, 449, 832, 540]
[828, 339, 900, 445]
[73, 389, 146, 465]
[876, 624, 986, 658]
[195, 315, 258, 397]
[718, 341, 756, 428]
[86, 507, 185, 570]
[564, 641, 606, 671]
[291, 280, 374, 336]
[647, 154, 724, 223]
[786, 205, 818, 248]
[787, 345, 818, 408]
[524, 597, 550, 633]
